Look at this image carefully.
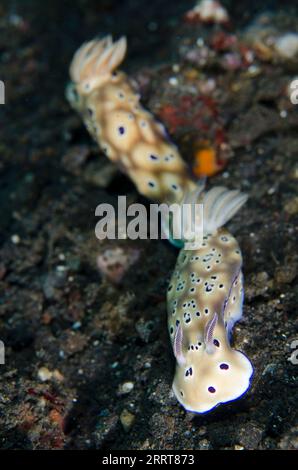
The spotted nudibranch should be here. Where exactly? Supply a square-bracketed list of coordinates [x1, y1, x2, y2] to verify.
[167, 186, 253, 413]
[67, 36, 196, 204]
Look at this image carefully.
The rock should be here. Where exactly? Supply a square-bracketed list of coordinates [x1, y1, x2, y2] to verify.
[229, 105, 283, 148]
[37, 366, 63, 383]
[185, 0, 229, 24]
[42, 269, 68, 300]
[93, 415, 119, 446]
[83, 160, 118, 188]
[246, 271, 273, 300]
[61, 330, 88, 357]
[274, 264, 297, 285]
[135, 318, 155, 343]
[11, 234, 21, 244]
[274, 33, 298, 60]
[37, 367, 53, 382]
[62, 145, 90, 175]
[239, 423, 264, 449]
[198, 439, 211, 450]
[120, 410, 135, 432]
[96, 247, 140, 284]
[278, 427, 298, 450]
[284, 197, 298, 216]
[118, 381, 134, 395]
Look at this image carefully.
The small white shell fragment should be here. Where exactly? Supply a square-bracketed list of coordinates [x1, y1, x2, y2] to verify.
[169, 77, 178, 86]
[11, 234, 21, 244]
[37, 366, 53, 382]
[186, 0, 229, 24]
[274, 33, 298, 59]
[38, 367, 64, 382]
[118, 381, 134, 395]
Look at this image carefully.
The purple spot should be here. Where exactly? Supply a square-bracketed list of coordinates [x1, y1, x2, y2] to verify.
[208, 386, 216, 393]
[118, 126, 125, 135]
[150, 154, 158, 160]
[213, 339, 220, 347]
[185, 367, 193, 377]
[220, 363, 229, 370]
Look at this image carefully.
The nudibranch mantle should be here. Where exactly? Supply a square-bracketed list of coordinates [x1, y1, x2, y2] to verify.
[167, 188, 253, 414]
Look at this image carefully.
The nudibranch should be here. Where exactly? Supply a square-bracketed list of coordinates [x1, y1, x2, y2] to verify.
[167, 186, 253, 413]
[67, 36, 196, 205]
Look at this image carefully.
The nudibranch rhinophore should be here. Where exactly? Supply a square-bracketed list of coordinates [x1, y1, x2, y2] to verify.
[167, 186, 253, 413]
[67, 36, 196, 205]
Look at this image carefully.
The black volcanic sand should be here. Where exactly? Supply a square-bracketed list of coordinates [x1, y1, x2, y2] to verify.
[0, 0, 297, 450]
